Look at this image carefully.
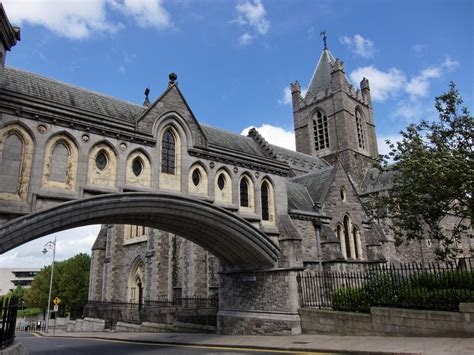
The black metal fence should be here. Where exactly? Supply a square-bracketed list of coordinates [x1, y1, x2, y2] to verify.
[0, 296, 19, 349]
[85, 296, 218, 329]
[297, 258, 474, 313]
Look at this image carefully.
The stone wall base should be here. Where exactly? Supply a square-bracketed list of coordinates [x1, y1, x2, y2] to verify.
[115, 321, 215, 333]
[217, 310, 301, 335]
[67, 317, 105, 332]
[300, 303, 474, 337]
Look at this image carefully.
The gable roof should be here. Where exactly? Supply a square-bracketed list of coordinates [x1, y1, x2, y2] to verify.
[201, 125, 267, 158]
[289, 166, 336, 207]
[287, 181, 315, 212]
[360, 166, 396, 195]
[1, 66, 145, 123]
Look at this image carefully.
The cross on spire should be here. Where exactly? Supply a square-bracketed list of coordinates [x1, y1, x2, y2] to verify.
[320, 30, 327, 50]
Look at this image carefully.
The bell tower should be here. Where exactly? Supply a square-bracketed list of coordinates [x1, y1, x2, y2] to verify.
[292, 33, 378, 187]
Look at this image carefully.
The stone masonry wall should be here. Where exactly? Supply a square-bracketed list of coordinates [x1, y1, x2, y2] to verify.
[300, 303, 474, 337]
[218, 269, 301, 335]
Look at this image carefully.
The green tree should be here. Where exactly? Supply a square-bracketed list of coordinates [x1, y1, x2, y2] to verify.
[371, 83, 473, 260]
[24, 253, 91, 314]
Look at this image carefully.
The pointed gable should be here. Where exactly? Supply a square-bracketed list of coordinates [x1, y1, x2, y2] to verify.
[136, 83, 207, 148]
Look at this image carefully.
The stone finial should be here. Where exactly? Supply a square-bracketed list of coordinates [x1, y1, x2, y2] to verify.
[290, 81, 301, 94]
[330, 59, 344, 73]
[143, 87, 151, 107]
[168, 72, 177, 86]
[360, 77, 370, 90]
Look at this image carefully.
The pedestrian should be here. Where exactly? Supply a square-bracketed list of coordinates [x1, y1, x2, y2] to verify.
[37, 320, 41, 331]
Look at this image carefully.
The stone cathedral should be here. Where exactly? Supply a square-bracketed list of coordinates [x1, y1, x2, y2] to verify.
[0, 6, 471, 334]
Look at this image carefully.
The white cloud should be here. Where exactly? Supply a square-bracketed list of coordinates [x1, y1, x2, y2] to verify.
[110, 0, 171, 29]
[279, 85, 308, 105]
[405, 57, 459, 99]
[239, 32, 253, 45]
[2, 0, 171, 40]
[2, 0, 122, 39]
[350, 66, 406, 102]
[234, 0, 269, 45]
[377, 134, 403, 161]
[241, 124, 295, 150]
[341, 34, 375, 58]
[0, 226, 100, 268]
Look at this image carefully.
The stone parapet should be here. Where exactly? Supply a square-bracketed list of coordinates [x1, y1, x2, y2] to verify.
[66, 318, 105, 332]
[300, 303, 474, 337]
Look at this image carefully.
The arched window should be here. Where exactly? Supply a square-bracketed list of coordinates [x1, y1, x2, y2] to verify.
[132, 157, 143, 177]
[0, 124, 34, 201]
[352, 226, 361, 259]
[313, 110, 329, 151]
[126, 151, 151, 187]
[161, 129, 176, 174]
[260, 179, 275, 223]
[42, 134, 78, 191]
[261, 181, 270, 221]
[343, 215, 353, 259]
[188, 164, 208, 196]
[337, 225, 348, 259]
[49, 143, 69, 183]
[215, 170, 232, 204]
[240, 177, 249, 207]
[355, 109, 366, 149]
[95, 151, 108, 170]
[0, 134, 22, 193]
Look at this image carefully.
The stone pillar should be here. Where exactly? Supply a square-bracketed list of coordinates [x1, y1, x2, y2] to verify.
[217, 268, 301, 335]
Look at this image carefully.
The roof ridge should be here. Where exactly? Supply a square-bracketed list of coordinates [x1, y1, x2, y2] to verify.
[4, 66, 145, 110]
[289, 165, 334, 181]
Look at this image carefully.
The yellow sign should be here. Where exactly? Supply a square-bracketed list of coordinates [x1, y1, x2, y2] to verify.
[53, 297, 61, 305]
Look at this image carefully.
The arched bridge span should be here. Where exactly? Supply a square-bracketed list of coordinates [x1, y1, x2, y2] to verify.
[0, 192, 279, 270]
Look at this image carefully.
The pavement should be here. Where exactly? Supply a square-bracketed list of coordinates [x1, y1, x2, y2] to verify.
[33, 329, 474, 354]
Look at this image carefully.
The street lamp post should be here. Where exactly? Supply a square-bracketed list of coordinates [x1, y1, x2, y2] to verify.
[42, 236, 56, 333]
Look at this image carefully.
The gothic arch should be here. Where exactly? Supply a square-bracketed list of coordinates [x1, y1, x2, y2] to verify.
[311, 107, 329, 152]
[188, 161, 208, 196]
[355, 107, 366, 150]
[239, 173, 255, 213]
[128, 257, 145, 305]
[125, 149, 152, 187]
[87, 141, 117, 188]
[158, 124, 181, 192]
[42, 133, 79, 191]
[260, 177, 275, 225]
[215, 167, 233, 205]
[0, 123, 34, 201]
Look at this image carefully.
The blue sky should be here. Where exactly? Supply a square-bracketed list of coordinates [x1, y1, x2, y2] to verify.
[1, 0, 472, 269]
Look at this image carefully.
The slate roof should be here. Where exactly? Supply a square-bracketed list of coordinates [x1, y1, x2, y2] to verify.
[305, 48, 353, 100]
[91, 225, 107, 250]
[287, 181, 314, 212]
[360, 166, 396, 194]
[289, 166, 335, 206]
[1, 66, 146, 122]
[201, 125, 267, 158]
[306, 49, 336, 97]
[271, 144, 329, 170]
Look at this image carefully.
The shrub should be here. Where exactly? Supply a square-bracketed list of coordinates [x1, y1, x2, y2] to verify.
[332, 288, 370, 313]
[17, 308, 42, 318]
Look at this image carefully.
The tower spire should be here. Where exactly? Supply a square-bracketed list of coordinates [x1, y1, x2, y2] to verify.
[320, 30, 327, 50]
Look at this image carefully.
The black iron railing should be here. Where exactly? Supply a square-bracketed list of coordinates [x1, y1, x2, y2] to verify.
[85, 296, 218, 329]
[1, 296, 19, 349]
[297, 257, 474, 313]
